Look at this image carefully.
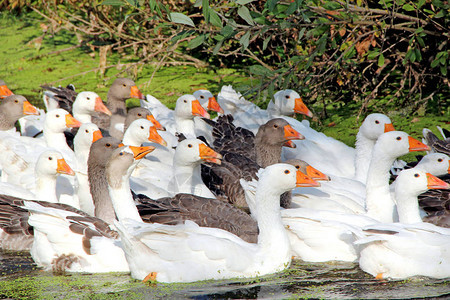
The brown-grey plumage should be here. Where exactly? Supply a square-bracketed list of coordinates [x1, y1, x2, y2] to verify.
[0, 95, 32, 130]
[41, 84, 77, 113]
[88, 137, 122, 225]
[419, 173, 450, 228]
[134, 192, 258, 243]
[201, 116, 301, 209]
[423, 129, 450, 156]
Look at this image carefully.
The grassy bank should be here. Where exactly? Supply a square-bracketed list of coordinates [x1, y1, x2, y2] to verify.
[0, 11, 448, 154]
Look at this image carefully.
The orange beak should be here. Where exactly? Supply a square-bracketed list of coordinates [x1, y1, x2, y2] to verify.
[94, 97, 112, 116]
[283, 140, 297, 148]
[92, 130, 103, 143]
[146, 114, 165, 131]
[65, 114, 82, 128]
[148, 126, 167, 146]
[0, 85, 13, 98]
[129, 145, 155, 160]
[408, 136, 431, 152]
[56, 158, 75, 176]
[448, 160, 450, 174]
[384, 123, 395, 132]
[130, 85, 144, 100]
[306, 165, 330, 181]
[426, 173, 450, 190]
[284, 124, 304, 141]
[207, 96, 224, 114]
[23, 100, 39, 115]
[293, 97, 313, 118]
[191, 99, 210, 119]
[296, 170, 321, 187]
[199, 143, 222, 164]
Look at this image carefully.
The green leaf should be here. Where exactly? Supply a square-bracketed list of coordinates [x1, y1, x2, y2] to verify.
[187, 34, 206, 49]
[431, 58, 440, 68]
[434, 10, 445, 18]
[410, 50, 416, 63]
[267, 0, 279, 12]
[169, 12, 195, 27]
[238, 6, 254, 25]
[209, 9, 223, 28]
[202, 0, 210, 23]
[378, 53, 385, 67]
[268, 80, 275, 96]
[263, 36, 270, 50]
[101, 0, 125, 5]
[237, 0, 255, 4]
[212, 40, 223, 55]
[298, 27, 306, 40]
[285, 2, 297, 15]
[415, 48, 422, 62]
[402, 4, 415, 11]
[194, 0, 202, 7]
[367, 50, 380, 60]
[440, 65, 447, 76]
[125, 0, 138, 6]
[250, 65, 273, 76]
[417, 0, 426, 8]
[220, 25, 235, 38]
[240, 31, 251, 49]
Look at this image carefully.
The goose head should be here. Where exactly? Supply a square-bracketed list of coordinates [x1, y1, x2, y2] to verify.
[88, 137, 122, 170]
[193, 90, 224, 114]
[273, 90, 313, 117]
[257, 118, 304, 148]
[414, 153, 450, 176]
[44, 108, 81, 133]
[0, 95, 39, 130]
[108, 78, 144, 102]
[74, 123, 103, 154]
[106, 145, 155, 189]
[0, 79, 14, 98]
[73, 91, 111, 119]
[258, 164, 320, 196]
[123, 119, 167, 147]
[174, 138, 222, 166]
[124, 107, 165, 131]
[285, 159, 330, 181]
[395, 168, 450, 199]
[374, 131, 430, 159]
[175, 95, 210, 120]
[35, 150, 75, 177]
[359, 113, 395, 141]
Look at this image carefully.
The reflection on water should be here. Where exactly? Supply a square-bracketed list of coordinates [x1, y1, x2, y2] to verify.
[1, 249, 449, 299]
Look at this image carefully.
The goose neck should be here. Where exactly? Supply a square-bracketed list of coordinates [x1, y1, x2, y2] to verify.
[354, 132, 376, 183]
[35, 175, 58, 203]
[365, 151, 396, 223]
[174, 116, 195, 136]
[108, 174, 142, 223]
[395, 188, 423, 224]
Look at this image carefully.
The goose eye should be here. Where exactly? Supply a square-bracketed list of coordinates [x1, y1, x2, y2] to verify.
[119, 152, 124, 156]
[295, 165, 299, 169]
[438, 158, 443, 162]
[140, 126, 144, 129]
[55, 114, 60, 118]
[375, 120, 380, 124]
[183, 100, 187, 103]
[200, 95, 204, 99]
[48, 156, 53, 161]
[284, 170, 290, 174]
[188, 144, 192, 148]
[414, 173, 420, 178]
[285, 95, 290, 99]
[273, 124, 278, 129]
[137, 113, 142, 117]
[86, 97, 90, 101]
[14, 99, 19, 103]
[396, 136, 402, 141]
[106, 143, 111, 148]
[85, 129, 89, 133]
[122, 84, 127, 87]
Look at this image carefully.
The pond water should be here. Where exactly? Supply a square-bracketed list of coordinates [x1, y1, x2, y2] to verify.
[1, 249, 449, 299]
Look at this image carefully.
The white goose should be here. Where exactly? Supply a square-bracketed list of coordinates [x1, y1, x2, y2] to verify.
[270, 132, 430, 262]
[109, 146, 317, 282]
[71, 91, 111, 124]
[356, 169, 450, 279]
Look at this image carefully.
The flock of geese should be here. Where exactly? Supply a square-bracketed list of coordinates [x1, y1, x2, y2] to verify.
[0, 78, 449, 283]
